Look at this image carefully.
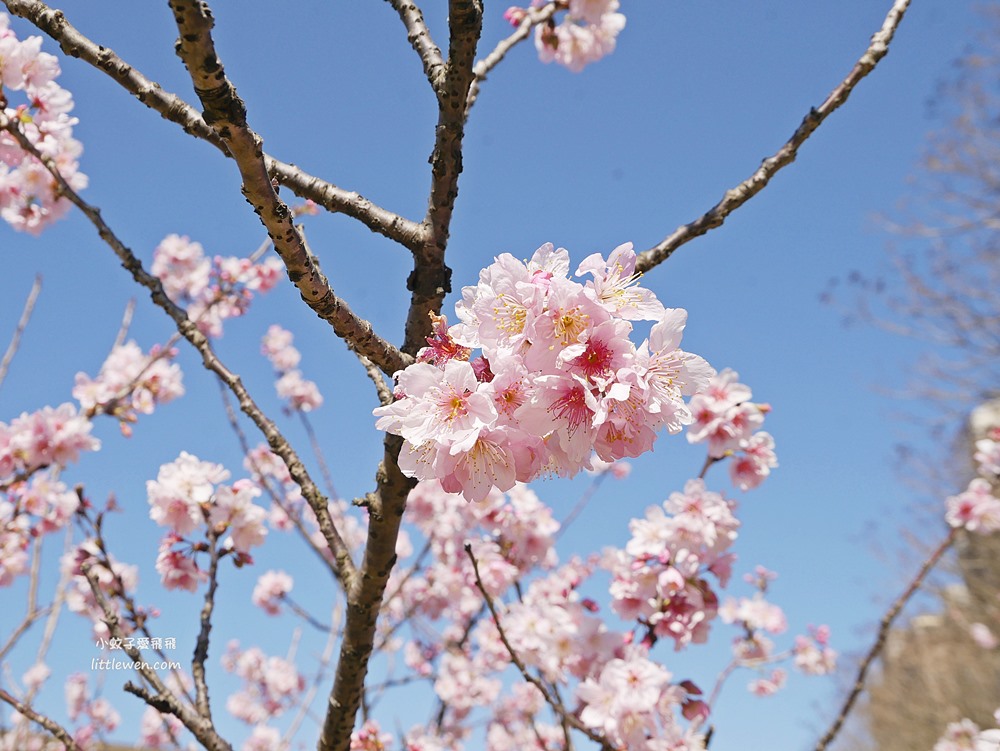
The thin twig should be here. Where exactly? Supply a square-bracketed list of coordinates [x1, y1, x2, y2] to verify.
[0, 0, 426, 250]
[191, 531, 223, 719]
[0, 274, 41, 393]
[215, 380, 344, 580]
[350, 345, 394, 406]
[282, 603, 342, 750]
[0, 110, 359, 592]
[384, 0, 446, 92]
[557, 472, 606, 538]
[299, 411, 340, 500]
[814, 528, 957, 751]
[464, 544, 614, 751]
[0, 538, 47, 662]
[80, 562, 234, 751]
[167, 0, 409, 377]
[465, 1, 560, 116]
[635, 0, 913, 274]
[403, 0, 483, 357]
[112, 298, 136, 349]
[0, 687, 84, 751]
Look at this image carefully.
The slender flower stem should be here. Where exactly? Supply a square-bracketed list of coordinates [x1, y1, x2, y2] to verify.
[814, 528, 958, 751]
[0, 274, 41, 393]
[635, 0, 913, 274]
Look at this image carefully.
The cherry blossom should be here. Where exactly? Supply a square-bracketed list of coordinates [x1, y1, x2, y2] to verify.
[792, 625, 837, 676]
[945, 478, 1000, 534]
[530, 1, 626, 73]
[0, 13, 87, 234]
[262, 324, 324, 412]
[152, 233, 284, 338]
[73, 340, 184, 433]
[252, 569, 293, 615]
[0, 402, 100, 479]
[375, 243, 713, 501]
[222, 640, 306, 724]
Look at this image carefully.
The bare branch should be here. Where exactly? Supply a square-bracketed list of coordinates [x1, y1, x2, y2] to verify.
[112, 298, 137, 350]
[463, 544, 615, 751]
[0, 0, 426, 249]
[814, 528, 957, 751]
[166, 0, 409, 376]
[0, 111, 359, 592]
[80, 562, 234, 751]
[384, 0, 446, 92]
[349, 345, 395, 407]
[0, 274, 41, 393]
[635, 0, 913, 274]
[465, 2, 559, 116]
[404, 0, 483, 356]
[216, 380, 346, 580]
[191, 531, 224, 719]
[317, 434, 415, 751]
[0, 687, 83, 751]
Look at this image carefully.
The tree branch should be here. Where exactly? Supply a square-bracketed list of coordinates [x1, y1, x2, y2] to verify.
[80, 562, 234, 751]
[191, 530, 223, 719]
[317, 433, 415, 751]
[465, 1, 559, 116]
[166, 0, 409, 376]
[463, 544, 615, 751]
[0, 687, 83, 751]
[0, 111, 359, 592]
[404, 0, 483, 356]
[634, 0, 913, 274]
[0, 274, 41, 393]
[813, 528, 957, 751]
[384, 0, 446, 92]
[0, 0, 426, 250]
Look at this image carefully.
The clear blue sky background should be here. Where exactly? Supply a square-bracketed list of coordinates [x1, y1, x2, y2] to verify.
[0, 2, 985, 750]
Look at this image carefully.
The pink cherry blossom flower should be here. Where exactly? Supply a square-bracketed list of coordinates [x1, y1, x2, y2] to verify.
[748, 668, 787, 697]
[252, 570, 293, 615]
[147, 451, 229, 536]
[946, 478, 1000, 533]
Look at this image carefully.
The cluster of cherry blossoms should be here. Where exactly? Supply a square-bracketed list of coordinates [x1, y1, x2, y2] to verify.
[147, 451, 267, 591]
[374, 242, 714, 502]
[946, 429, 1000, 534]
[221, 640, 305, 728]
[151, 233, 283, 338]
[252, 569, 293, 615]
[64, 673, 122, 749]
[686, 369, 777, 491]
[934, 712, 1000, 751]
[261, 324, 323, 412]
[61, 539, 140, 640]
[243, 441, 366, 556]
[719, 568, 835, 698]
[505, 0, 626, 73]
[73, 340, 185, 435]
[605, 478, 739, 650]
[0, 13, 87, 234]
[1, 403, 100, 585]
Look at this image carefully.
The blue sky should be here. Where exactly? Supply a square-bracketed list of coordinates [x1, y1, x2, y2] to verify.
[0, 2, 986, 749]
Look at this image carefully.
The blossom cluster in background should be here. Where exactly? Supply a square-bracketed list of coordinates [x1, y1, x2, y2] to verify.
[261, 324, 323, 412]
[946, 430, 1000, 534]
[686, 369, 778, 490]
[0, 13, 87, 234]
[0, 404, 99, 585]
[934, 712, 1000, 751]
[73, 340, 185, 435]
[147, 451, 268, 590]
[375, 242, 714, 501]
[151, 233, 284, 338]
[505, 0, 626, 72]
